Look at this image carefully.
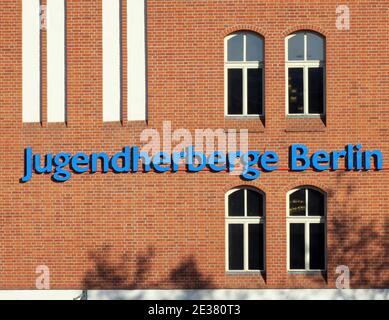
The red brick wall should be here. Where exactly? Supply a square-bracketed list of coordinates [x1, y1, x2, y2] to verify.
[0, 0, 388, 289]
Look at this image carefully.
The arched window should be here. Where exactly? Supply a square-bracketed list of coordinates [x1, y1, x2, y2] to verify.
[225, 32, 264, 116]
[286, 31, 325, 116]
[226, 187, 265, 272]
[287, 187, 326, 271]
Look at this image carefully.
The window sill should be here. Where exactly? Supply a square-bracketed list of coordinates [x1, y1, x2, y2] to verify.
[225, 115, 263, 120]
[286, 114, 323, 119]
[288, 270, 326, 275]
[226, 271, 265, 275]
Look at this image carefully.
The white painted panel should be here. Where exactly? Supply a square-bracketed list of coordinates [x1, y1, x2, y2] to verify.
[47, 0, 66, 123]
[0, 289, 387, 300]
[127, 0, 146, 121]
[22, 0, 41, 123]
[103, 0, 121, 122]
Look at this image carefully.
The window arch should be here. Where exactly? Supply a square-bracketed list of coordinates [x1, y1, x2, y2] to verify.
[285, 31, 325, 116]
[225, 31, 264, 116]
[225, 187, 265, 272]
[287, 186, 326, 271]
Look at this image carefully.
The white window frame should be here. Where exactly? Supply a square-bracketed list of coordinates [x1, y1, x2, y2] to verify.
[285, 31, 326, 117]
[224, 32, 264, 117]
[286, 187, 327, 272]
[225, 187, 265, 272]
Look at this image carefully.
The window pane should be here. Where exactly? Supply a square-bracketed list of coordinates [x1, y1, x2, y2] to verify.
[288, 68, 304, 114]
[247, 68, 263, 115]
[307, 33, 324, 61]
[228, 69, 243, 115]
[246, 33, 263, 61]
[290, 223, 305, 270]
[308, 68, 324, 114]
[289, 189, 306, 216]
[308, 189, 325, 216]
[247, 189, 263, 217]
[249, 224, 264, 270]
[227, 33, 244, 61]
[228, 189, 244, 216]
[309, 223, 325, 270]
[288, 33, 304, 60]
[228, 224, 244, 270]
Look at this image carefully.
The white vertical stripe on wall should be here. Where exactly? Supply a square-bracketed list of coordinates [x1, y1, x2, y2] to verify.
[103, 0, 121, 122]
[22, 0, 41, 123]
[47, 0, 66, 123]
[127, 0, 146, 121]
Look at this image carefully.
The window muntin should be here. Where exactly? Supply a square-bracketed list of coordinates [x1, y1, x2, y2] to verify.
[226, 187, 265, 272]
[225, 32, 264, 116]
[287, 187, 326, 271]
[286, 31, 325, 116]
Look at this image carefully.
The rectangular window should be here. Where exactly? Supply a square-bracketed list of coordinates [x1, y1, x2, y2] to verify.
[103, 0, 121, 122]
[22, 0, 41, 123]
[308, 68, 324, 114]
[288, 68, 304, 114]
[247, 68, 263, 115]
[248, 224, 264, 270]
[289, 223, 305, 270]
[47, 0, 66, 123]
[228, 224, 244, 270]
[309, 223, 325, 270]
[228, 69, 243, 115]
[127, 0, 147, 121]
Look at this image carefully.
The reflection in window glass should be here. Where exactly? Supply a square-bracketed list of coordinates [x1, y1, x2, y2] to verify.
[290, 189, 306, 216]
[307, 33, 324, 61]
[288, 68, 304, 114]
[227, 34, 244, 61]
[246, 33, 263, 61]
[288, 33, 304, 60]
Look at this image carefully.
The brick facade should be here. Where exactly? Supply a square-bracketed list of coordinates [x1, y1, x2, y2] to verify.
[0, 0, 388, 289]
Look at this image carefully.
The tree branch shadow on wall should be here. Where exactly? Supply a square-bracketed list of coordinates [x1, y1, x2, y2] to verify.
[310, 172, 389, 298]
[83, 244, 215, 299]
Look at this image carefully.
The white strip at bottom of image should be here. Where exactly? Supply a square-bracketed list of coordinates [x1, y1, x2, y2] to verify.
[0, 289, 387, 300]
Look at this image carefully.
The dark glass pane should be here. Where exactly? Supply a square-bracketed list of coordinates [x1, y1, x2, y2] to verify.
[228, 189, 244, 216]
[247, 68, 263, 115]
[247, 190, 263, 217]
[309, 223, 325, 270]
[288, 33, 304, 60]
[289, 189, 306, 216]
[249, 224, 264, 270]
[308, 189, 325, 216]
[290, 224, 305, 270]
[227, 33, 244, 61]
[228, 224, 244, 270]
[288, 68, 304, 114]
[307, 33, 324, 61]
[228, 69, 243, 115]
[246, 33, 263, 61]
[308, 68, 324, 114]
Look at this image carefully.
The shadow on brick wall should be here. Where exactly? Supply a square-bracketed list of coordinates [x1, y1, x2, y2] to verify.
[83, 244, 214, 291]
[323, 172, 389, 289]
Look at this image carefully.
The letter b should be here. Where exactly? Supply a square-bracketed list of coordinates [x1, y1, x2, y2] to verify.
[290, 145, 310, 171]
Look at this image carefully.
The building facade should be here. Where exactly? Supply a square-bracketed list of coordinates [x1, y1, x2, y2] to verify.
[0, 0, 388, 290]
